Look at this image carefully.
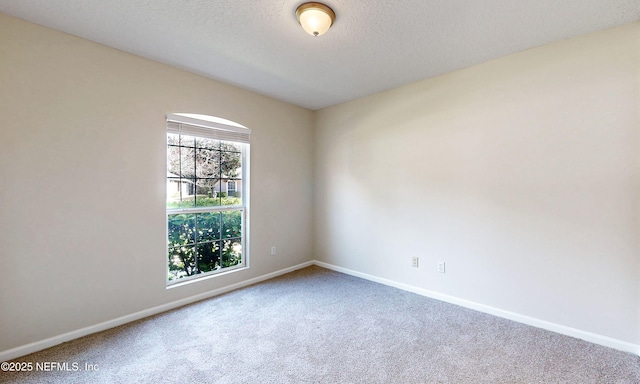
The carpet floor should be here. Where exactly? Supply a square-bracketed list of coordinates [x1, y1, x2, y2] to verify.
[2, 266, 639, 383]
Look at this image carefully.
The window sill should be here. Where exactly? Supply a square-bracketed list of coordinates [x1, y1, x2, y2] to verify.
[166, 264, 248, 289]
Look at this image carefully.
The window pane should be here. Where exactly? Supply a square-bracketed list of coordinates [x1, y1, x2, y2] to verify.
[220, 141, 241, 153]
[224, 179, 242, 205]
[168, 245, 196, 281]
[194, 178, 220, 207]
[222, 210, 242, 239]
[221, 239, 242, 268]
[196, 137, 220, 150]
[220, 150, 241, 179]
[167, 133, 180, 146]
[220, 146, 241, 208]
[196, 148, 220, 178]
[168, 214, 195, 246]
[167, 177, 182, 206]
[180, 134, 195, 147]
[197, 242, 220, 273]
[180, 146, 196, 179]
[167, 145, 181, 176]
[167, 179, 195, 208]
[197, 212, 220, 243]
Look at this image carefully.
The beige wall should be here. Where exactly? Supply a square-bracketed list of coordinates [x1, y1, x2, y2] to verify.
[0, 14, 314, 352]
[315, 23, 640, 345]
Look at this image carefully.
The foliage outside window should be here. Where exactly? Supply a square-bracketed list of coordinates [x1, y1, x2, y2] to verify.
[166, 114, 249, 284]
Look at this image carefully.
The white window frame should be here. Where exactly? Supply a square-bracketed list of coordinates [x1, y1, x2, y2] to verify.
[166, 113, 250, 286]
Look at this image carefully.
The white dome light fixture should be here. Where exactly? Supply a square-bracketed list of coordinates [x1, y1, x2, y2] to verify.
[296, 2, 336, 37]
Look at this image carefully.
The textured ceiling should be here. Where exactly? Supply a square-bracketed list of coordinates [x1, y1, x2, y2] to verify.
[1, 1, 639, 110]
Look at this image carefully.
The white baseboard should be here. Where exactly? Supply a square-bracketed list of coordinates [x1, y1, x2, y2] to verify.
[313, 260, 640, 357]
[0, 261, 314, 362]
[3, 260, 638, 361]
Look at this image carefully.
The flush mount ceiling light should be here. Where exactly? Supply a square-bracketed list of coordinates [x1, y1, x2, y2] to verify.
[296, 2, 336, 37]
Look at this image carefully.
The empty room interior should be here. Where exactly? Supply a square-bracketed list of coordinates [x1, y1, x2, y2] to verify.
[1, 1, 639, 382]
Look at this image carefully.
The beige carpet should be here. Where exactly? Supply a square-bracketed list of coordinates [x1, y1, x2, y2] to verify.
[2, 266, 639, 383]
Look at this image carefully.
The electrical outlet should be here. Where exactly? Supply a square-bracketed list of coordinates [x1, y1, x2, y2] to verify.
[437, 262, 446, 273]
[271, 246, 277, 256]
[412, 257, 419, 268]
